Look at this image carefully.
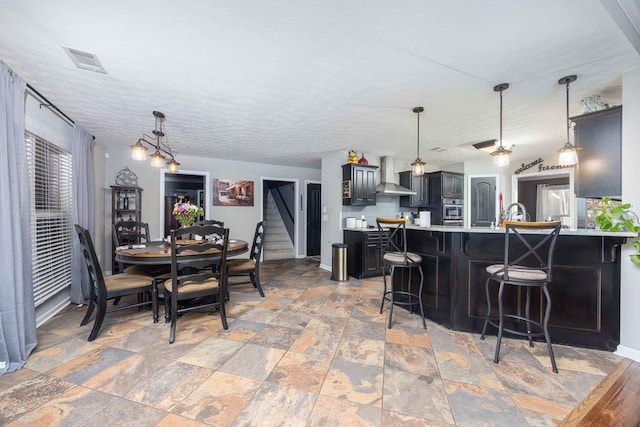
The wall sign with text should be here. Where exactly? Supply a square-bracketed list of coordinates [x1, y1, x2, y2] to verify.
[513, 157, 574, 175]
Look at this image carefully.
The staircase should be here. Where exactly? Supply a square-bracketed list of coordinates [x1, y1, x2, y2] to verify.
[263, 191, 294, 260]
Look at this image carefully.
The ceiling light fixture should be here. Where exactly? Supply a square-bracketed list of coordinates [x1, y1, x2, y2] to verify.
[490, 83, 511, 167]
[130, 111, 180, 173]
[557, 75, 581, 166]
[410, 106, 426, 176]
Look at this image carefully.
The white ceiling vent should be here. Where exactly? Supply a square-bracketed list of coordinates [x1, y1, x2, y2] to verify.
[63, 47, 107, 74]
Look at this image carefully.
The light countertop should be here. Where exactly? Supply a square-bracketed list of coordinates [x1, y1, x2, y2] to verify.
[343, 225, 637, 237]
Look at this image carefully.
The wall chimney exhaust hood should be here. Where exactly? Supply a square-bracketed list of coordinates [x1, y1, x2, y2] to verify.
[375, 156, 417, 195]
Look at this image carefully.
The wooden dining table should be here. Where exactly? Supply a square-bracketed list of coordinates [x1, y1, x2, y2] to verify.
[115, 239, 249, 323]
[115, 239, 249, 265]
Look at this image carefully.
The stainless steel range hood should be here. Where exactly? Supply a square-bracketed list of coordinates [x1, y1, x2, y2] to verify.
[375, 156, 417, 195]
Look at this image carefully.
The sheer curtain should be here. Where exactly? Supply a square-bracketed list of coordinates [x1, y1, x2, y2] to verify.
[0, 60, 37, 374]
[70, 125, 95, 304]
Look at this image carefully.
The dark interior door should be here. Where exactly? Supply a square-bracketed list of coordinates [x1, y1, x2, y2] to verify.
[306, 183, 321, 256]
[470, 176, 496, 227]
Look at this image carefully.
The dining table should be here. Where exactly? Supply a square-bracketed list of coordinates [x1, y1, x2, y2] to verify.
[115, 238, 249, 322]
[115, 238, 249, 265]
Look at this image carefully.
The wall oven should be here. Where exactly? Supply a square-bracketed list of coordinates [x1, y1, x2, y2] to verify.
[442, 198, 463, 224]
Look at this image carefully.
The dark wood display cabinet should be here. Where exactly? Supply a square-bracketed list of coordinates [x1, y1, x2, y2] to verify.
[399, 171, 429, 208]
[344, 230, 388, 279]
[342, 164, 378, 206]
[111, 185, 142, 272]
[573, 106, 622, 198]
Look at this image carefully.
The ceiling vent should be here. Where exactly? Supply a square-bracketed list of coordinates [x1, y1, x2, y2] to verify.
[63, 47, 107, 74]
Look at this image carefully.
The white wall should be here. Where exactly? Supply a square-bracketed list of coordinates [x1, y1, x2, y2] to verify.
[320, 151, 345, 271]
[618, 66, 640, 361]
[100, 145, 320, 273]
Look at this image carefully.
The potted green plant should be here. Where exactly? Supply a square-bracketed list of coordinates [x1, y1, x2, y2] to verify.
[594, 197, 640, 264]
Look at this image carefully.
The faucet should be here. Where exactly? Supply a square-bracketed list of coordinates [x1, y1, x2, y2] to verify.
[505, 202, 527, 221]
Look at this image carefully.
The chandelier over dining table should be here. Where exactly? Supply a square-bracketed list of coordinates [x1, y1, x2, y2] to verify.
[130, 110, 180, 173]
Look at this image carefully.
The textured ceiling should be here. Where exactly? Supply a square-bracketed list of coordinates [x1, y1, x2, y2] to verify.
[0, 1, 638, 169]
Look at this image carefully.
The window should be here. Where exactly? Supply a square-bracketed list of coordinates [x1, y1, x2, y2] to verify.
[25, 131, 73, 307]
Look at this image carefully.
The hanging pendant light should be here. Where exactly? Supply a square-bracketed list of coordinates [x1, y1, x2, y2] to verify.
[130, 139, 148, 160]
[557, 75, 581, 166]
[131, 111, 180, 172]
[490, 83, 511, 167]
[410, 106, 426, 176]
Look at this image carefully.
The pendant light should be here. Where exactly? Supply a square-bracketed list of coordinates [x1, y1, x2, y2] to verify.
[410, 106, 426, 176]
[557, 75, 581, 166]
[490, 83, 511, 167]
[131, 111, 180, 172]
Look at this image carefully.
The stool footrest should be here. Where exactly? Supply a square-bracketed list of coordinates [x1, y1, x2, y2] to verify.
[485, 315, 546, 339]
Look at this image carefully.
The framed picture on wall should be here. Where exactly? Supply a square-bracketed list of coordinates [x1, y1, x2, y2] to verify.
[212, 179, 254, 206]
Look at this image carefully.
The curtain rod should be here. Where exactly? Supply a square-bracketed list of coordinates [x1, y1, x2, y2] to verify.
[26, 83, 95, 140]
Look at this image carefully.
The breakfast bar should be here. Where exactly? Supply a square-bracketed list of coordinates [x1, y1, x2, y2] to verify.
[344, 226, 635, 351]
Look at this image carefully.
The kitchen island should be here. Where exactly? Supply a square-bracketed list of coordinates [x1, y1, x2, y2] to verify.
[343, 226, 635, 350]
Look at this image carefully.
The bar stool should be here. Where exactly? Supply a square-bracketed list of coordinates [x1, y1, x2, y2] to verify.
[481, 221, 562, 372]
[376, 217, 426, 329]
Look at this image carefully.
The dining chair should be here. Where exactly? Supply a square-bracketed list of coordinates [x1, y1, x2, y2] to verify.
[480, 221, 562, 373]
[74, 224, 155, 341]
[188, 219, 226, 272]
[376, 217, 426, 329]
[194, 219, 225, 227]
[226, 221, 266, 297]
[162, 223, 230, 343]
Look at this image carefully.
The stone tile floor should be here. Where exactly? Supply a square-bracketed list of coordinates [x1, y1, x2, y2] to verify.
[0, 258, 623, 426]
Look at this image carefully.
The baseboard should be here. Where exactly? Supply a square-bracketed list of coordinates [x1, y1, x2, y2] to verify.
[615, 345, 640, 362]
[319, 263, 331, 272]
[35, 292, 71, 328]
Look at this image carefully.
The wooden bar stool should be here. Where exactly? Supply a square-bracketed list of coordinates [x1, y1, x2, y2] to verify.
[481, 221, 562, 372]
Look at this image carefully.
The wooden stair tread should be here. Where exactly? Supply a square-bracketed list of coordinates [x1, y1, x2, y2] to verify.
[559, 358, 640, 426]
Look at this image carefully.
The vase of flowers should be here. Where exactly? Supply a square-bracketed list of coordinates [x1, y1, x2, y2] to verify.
[172, 196, 204, 228]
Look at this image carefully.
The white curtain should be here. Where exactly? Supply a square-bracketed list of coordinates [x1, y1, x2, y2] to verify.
[0, 60, 37, 374]
[70, 125, 95, 304]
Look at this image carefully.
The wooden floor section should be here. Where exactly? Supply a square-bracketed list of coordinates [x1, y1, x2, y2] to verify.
[559, 358, 640, 426]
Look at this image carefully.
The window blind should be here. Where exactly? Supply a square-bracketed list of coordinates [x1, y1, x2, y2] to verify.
[25, 131, 73, 307]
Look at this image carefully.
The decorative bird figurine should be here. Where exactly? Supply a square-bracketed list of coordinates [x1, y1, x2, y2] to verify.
[347, 150, 358, 164]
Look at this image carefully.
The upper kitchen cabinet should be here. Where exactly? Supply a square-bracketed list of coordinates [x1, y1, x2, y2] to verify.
[573, 106, 622, 198]
[429, 171, 464, 203]
[342, 163, 378, 206]
[399, 171, 429, 207]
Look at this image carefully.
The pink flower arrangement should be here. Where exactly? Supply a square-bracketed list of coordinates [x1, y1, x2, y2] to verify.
[172, 196, 204, 227]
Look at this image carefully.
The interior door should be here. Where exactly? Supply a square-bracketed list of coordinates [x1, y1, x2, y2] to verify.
[306, 183, 321, 256]
[470, 176, 496, 227]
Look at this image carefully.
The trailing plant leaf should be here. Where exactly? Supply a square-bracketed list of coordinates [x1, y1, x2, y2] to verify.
[594, 197, 640, 266]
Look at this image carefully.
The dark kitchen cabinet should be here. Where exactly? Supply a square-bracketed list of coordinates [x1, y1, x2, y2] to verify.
[429, 171, 464, 204]
[344, 230, 388, 278]
[399, 171, 429, 207]
[342, 164, 378, 206]
[573, 106, 622, 198]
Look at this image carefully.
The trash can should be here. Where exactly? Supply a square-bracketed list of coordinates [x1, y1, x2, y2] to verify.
[331, 243, 349, 281]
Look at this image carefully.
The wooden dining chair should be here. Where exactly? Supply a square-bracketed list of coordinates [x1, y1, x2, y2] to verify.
[112, 221, 167, 274]
[75, 224, 155, 341]
[162, 223, 230, 343]
[194, 219, 224, 227]
[227, 221, 266, 297]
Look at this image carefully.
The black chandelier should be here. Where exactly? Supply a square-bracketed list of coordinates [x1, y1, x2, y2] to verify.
[130, 111, 180, 173]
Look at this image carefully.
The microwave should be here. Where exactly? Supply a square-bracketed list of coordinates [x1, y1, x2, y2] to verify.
[442, 198, 463, 220]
